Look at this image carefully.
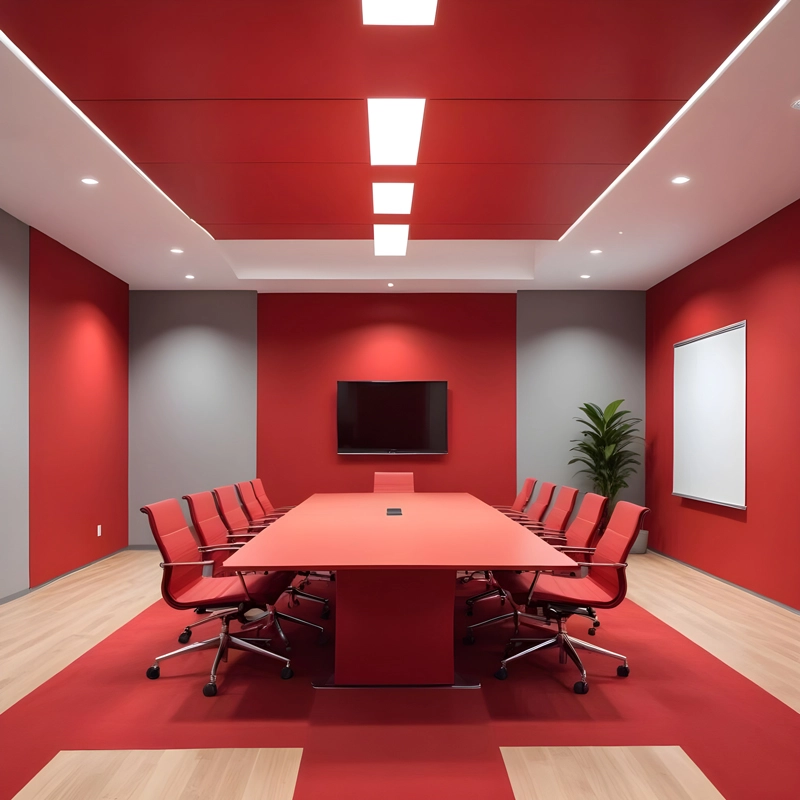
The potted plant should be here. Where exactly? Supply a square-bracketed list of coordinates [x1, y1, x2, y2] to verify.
[568, 399, 647, 551]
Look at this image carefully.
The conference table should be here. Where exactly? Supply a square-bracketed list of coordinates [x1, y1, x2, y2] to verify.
[223, 492, 579, 686]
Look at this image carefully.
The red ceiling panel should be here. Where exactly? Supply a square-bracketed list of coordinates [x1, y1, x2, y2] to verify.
[142, 162, 620, 228]
[1, 1, 775, 100]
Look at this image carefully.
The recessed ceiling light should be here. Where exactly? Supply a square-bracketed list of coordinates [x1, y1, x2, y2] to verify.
[185, 274, 195, 280]
[590, 249, 602, 254]
[170, 248, 184, 254]
[388, 283, 394, 287]
[580, 275, 591, 279]
[791, 99, 800, 110]
[367, 98, 426, 165]
[618, 231, 623, 235]
[374, 224, 409, 256]
[362, 0, 437, 25]
[81, 177, 99, 185]
[373, 183, 415, 214]
[671, 176, 691, 184]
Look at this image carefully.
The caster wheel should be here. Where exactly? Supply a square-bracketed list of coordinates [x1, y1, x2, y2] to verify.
[617, 665, 630, 677]
[494, 667, 508, 681]
[330, 573, 336, 581]
[284, 645, 292, 653]
[466, 607, 474, 617]
[573, 681, 589, 694]
[203, 682, 218, 697]
[460, 576, 471, 584]
[281, 666, 294, 680]
[593, 621, 601, 628]
[321, 606, 331, 620]
[194, 607, 207, 615]
[317, 633, 329, 646]
[146, 665, 160, 680]
[178, 629, 191, 644]
[292, 599, 300, 607]
[587, 628, 596, 636]
[500, 598, 506, 606]
[463, 634, 475, 645]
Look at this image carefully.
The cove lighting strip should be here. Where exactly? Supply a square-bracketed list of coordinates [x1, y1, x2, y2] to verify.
[367, 98, 426, 166]
[362, 0, 438, 26]
[374, 224, 409, 256]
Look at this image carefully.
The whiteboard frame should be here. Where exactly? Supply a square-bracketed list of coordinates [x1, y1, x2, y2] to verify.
[672, 321, 746, 510]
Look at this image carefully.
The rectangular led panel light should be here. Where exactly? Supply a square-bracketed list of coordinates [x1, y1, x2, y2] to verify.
[367, 98, 426, 165]
[362, 0, 438, 26]
[374, 224, 409, 256]
[372, 183, 414, 214]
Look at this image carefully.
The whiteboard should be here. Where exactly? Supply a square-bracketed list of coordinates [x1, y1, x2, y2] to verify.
[673, 322, 746, 508]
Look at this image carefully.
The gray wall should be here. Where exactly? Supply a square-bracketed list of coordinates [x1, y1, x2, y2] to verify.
[129, 291, 258, 545]
[517, 291, 646, 506]
[0, 209, 30, 599]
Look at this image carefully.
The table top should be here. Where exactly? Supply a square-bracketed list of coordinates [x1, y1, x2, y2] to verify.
[223, 492, 578, 572]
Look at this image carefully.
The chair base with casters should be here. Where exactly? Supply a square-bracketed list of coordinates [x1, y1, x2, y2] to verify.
[247, 605, 328, 652]
[289, 584, 332, 619]
[146, 607, 294, 696]
[494, 608, 628, 694]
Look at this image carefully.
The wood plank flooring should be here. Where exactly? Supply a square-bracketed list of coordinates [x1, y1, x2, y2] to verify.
[626, 552, 800, 713]
[501, 746, 724, 800]
[0, 548, 161, 714]
[12, 748, 303, 800]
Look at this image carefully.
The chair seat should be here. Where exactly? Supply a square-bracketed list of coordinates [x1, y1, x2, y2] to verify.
[172, 570, 295, 608]
[492, 570, 617, 607]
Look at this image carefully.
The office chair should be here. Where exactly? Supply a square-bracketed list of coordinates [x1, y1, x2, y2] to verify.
[373, 471, 415, 492]
[505, 481, 556, 523]
[251, 478, 295, 518]
[213, 484, 269, 535]
[141, 498, 317, 695]
[491, 477, 536, 516]
[186, 490, 330, 620]
[464, 501, 648, 694]
[236, 480, 285, 525]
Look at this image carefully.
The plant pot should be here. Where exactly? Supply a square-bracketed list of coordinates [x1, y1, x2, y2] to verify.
[629, 529, 649, 554]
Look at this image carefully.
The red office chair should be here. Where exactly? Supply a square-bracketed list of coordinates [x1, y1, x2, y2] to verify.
[214, 484, 269, 535]
[236, 480, 285, 525]
[251, 478, 294, 518]
[141, 498, 298, 695]
[188, 490, 331, 620]
[467, 492, 608, 619]
[523, 485, 579, 535]
[492, 477, 536, 516]
[465, 501, 648, 694]
[373, 471, 415, 492]
[506, 481, 556, 523]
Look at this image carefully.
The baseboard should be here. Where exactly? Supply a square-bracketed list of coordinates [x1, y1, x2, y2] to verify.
[647, 549, 800, 615]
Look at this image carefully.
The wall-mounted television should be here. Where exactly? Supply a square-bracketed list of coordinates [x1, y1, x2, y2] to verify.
[337, 380, 448, 455]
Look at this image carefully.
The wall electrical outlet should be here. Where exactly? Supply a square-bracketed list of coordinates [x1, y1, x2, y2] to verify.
[97, 524, 102, 537]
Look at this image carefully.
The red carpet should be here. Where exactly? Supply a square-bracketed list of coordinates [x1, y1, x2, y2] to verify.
[1, 579, 799, 799]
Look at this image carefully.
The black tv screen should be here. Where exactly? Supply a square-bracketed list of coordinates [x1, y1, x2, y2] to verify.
[337, 381, 448, 455]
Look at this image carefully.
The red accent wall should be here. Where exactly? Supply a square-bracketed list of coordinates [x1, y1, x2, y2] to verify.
[257, 294, 516, 506]
[29, 230, 129, 587]
[646, 200, 800, 609]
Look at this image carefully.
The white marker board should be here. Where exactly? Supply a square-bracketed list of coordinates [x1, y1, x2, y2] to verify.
[673, 322, 746, 509]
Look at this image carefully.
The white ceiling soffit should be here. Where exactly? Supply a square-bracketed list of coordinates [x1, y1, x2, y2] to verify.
[533, 0, 800, 290]
[1, 0, 800, 293]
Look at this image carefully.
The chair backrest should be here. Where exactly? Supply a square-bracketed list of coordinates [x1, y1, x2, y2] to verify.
[373, 472, 415, 493]
[183, 491, 229, 548]
[236, 481, 267, 522]
[510, 477, 536, 513]
[526, 482, 556, 522]
[541, 485, 579, 533]
[213, 484, 255, 532]
[564, 492, 608, 550]
[251, 478, 276, 515]
[141, 498, 202, 606]
[589, 501, 649, 603]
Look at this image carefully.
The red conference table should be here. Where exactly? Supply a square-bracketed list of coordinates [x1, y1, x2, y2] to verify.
[223, 492, 579, 686]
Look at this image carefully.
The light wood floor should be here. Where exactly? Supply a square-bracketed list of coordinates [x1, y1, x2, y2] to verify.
[12, 748, 303, 800]
[0, 548, 162, 715]
[501, 746, 724, 800]
[626, 552, 800, 713]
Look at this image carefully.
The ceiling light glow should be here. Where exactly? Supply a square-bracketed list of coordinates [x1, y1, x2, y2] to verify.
[388, 283, 394, 287]
[362, 0, 437, 25]
[170, 248, 184, 254]
[374, 224, 409, 256]
[580, 275, 591, 279]
[373, 183, 414, 214]
[81, 177, 98, 185]
[590, 249, 602, 254]
[185, 275, 195, 280]
[671, 176, 691, 184]
[367, 98, 426, 165]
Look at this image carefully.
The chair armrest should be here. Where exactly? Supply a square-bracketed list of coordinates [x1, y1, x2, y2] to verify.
[573, 562, 626, 568]
[228, 532, 257, 540]
[198, 544, 243, 552]
[553, 546, 596, 553]
[227, 525, 267, 533]
[160, 560, 214, 567]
